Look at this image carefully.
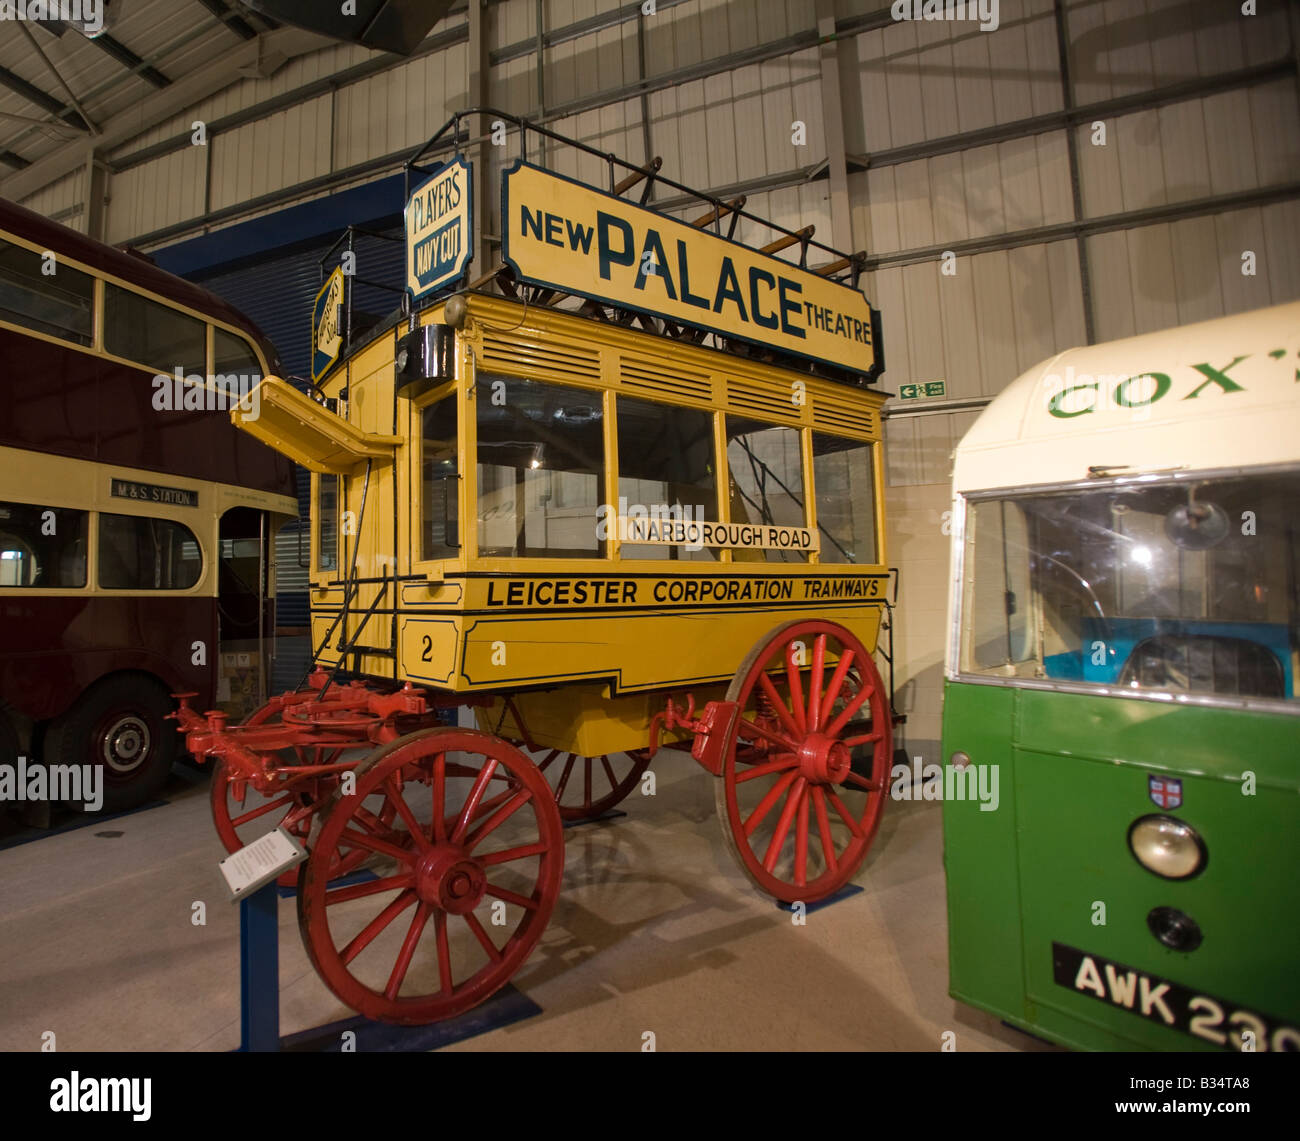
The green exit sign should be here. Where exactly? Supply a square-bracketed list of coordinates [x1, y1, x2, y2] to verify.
[898, 380, 947, 401]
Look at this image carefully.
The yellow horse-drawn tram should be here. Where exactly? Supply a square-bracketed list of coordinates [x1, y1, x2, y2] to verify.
[174, 110, 894, 1025]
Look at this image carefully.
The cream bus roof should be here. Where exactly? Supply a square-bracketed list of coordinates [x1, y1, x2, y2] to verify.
[953, 300, 1300, 494]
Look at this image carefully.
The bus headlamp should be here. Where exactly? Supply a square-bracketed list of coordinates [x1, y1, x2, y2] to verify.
[1127, 815, 1206, 880]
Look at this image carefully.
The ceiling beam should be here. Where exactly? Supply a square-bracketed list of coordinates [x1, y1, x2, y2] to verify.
[0, 25, 333, 202]
[195, 0, 259, 41]
[0, 63, 89, 130]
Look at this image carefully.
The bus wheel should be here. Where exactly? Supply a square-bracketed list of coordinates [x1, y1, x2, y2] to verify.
[715, 620, 891, 904]
[531, 748, 652, 821]
[297, 728, 563, 1025]
[43, 676, 179, 814]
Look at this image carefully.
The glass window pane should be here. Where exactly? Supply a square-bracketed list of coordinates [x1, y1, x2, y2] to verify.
[421, 395, 459, 561]
[0, 502, 88, 588]
[317, 474, 339, 573]
[960, 472, 1300, 701]
[98, 513, 202, 590]
[812, 433, 878, 564]
[0, 239, 93, 345]
[616, 396, 717, 561]
[214, 328, 262, 377]
[725, 416, 808, 564]
[477, 375, 604, 559]
[104, 283, 205, 375]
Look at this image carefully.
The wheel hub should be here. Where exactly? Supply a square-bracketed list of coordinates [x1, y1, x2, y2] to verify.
[101, 715, 150, 773]
[796, 732, 851, 785]
[415, 846, 487, 914]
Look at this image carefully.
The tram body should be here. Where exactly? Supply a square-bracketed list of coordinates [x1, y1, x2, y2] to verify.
[942, 301, 1300, 1051]
[273, 293, 887, 758]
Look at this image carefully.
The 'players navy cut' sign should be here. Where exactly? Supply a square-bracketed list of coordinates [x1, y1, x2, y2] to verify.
[406, 157, 473, 302]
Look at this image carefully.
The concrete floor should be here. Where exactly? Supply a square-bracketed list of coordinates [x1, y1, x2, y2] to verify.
[0, 751, 1052, 1052]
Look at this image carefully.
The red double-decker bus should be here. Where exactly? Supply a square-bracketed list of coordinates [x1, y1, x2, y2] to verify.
[0, 197, 298, 815]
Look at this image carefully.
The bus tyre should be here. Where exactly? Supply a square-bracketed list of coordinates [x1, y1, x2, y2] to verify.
[44, 676, 178, 814]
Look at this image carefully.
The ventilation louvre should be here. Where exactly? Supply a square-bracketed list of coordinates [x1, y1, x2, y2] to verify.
[620, 356, 712, 402]
[480, 335, 601, 383]
[812, 401, 880, 437]
[727, 378, 801, 422]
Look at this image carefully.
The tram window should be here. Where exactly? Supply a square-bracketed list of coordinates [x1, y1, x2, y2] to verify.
[98, 513, 202, 590]
[317, 474, 339, 572]
[960, 472, 1300, 700]
[104, 283, 206, 375]
[812, 434, 878, 564]
[725, 417, 808, 564]
[213, 328, 262, 377]
[421, 395, 459, 561]
[0, 239, 93, 346]
[476, 374, 605, 559]
[0, 503, 88, 588]
[616, 396, 717, 562]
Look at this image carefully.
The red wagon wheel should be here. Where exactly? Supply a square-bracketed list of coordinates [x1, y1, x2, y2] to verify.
[529, 747, 652, 821]
[297, 728, 564, 1025]
[715, 620, 891, 904]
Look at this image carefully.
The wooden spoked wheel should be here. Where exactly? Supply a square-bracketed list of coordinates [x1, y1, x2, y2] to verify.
[715, 620, 891, 904]
[297, 728, 564, 1025]
[210, 745, 387, 887]
[528, 747, 652, 821]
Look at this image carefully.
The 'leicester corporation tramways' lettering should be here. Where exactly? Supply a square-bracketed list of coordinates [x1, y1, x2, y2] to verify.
[482, 576, 883, 608]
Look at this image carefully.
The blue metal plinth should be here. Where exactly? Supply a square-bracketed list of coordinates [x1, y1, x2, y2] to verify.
[280, 985, 543, 1052]
[238, 881, 281, 1052]
[774, 882, 864, 914]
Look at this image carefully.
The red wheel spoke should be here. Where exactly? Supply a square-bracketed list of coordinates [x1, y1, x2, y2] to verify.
[843, 771, 881, 793]
[385, 774, 431, 851]
[794, 787, 810, 887]
[784, 645, 808, 732]
[818, 649, 857, 728]
[463, 911, 503, 962]
[451, 757, 499, 844]
[600, 754, 618, 792]
[464, 788, 533, 851]
[811, 786, 837, 874]
[484, 882, 540, 911]
[434, 911, 454, 995]
[757, 673, 801, 740]
[341, 888, 417, 965]
[324, 871, 414, 905]
[762, 777, 806, 873]
[583, 756, 593, 812]
[734, 754, 799, 784]
[431, 753, 446, 842]
[479, 839, 551, 866]
[843, 731, 883, 748]
[808, 635, 826, 732]
[743, 768, 800, 838]
[339, 827, 416, 864]
[384, 902, 431, 1000]
[827, 790, 864, 838]
[737, 715, 801, 755]
[553, 754, 577, 801]
[826, 683, 873, 739]
[536, 749, 561, 775]
[353, 803, 393, 835]
[230, 793, 295, 827]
